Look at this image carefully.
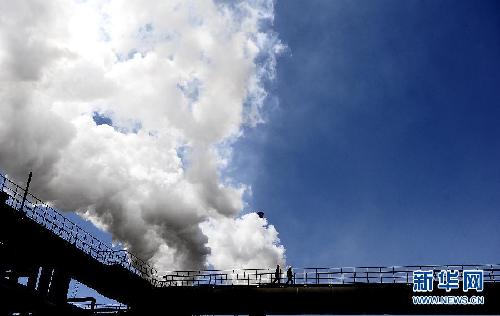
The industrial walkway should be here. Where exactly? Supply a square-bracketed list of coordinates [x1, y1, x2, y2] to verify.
[1, 173, 499, 315]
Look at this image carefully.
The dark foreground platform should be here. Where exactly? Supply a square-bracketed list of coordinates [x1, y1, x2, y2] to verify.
[142, 283, 500, 315]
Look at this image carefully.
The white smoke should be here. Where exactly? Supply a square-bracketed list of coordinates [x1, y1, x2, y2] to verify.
[200, 213, 285, 270]
[0, 0, 286, 272]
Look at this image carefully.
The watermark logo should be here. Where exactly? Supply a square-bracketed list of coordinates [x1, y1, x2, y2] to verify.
[463, 270, 483, 292]
[412, 269, 484, 305]
[437, 270, 460, 292]
[413, 270, 433, 292]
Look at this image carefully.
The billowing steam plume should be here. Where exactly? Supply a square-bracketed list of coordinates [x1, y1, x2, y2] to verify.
[0, 0, 285, 272]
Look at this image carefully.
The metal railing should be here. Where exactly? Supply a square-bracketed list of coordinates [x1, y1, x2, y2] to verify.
[2, 173, 499, 289]
[158, 264, 500, 287]
[0, 174, 157, 282]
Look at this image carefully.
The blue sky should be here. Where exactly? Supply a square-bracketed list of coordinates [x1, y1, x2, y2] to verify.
[230, 0, 500, 267]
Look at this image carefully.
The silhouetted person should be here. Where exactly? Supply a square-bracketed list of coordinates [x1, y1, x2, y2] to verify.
[286, 267, 294, 284]
[272, 264, 281, 284]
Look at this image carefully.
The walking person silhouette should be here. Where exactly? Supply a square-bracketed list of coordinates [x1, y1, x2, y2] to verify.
[286, 266, 294, 284]
[272, 264, 281, 284]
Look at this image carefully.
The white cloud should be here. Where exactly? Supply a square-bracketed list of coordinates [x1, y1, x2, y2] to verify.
[0, 0, 285, 272]
[201, 213, 285, 270]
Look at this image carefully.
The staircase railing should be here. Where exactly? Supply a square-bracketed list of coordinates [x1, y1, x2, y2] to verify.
[0, 173, 157, 283]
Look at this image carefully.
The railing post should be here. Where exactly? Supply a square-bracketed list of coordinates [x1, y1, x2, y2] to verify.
[20, 171, 32, 212]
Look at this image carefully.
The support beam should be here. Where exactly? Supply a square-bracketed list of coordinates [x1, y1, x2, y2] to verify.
[26, 266, 40, 290]
[37, 266, 53, 296]
[49, 269, 71, 304]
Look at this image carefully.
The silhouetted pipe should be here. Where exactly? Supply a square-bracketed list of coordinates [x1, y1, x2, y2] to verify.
[67, 297, 96, 311]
